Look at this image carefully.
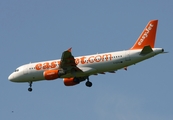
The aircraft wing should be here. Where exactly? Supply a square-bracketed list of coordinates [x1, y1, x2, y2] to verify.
[59, 48, 81, 73]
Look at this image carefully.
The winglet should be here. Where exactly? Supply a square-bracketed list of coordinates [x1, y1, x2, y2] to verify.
[130, 20, 158, 50]
[67, 48, 72, 52]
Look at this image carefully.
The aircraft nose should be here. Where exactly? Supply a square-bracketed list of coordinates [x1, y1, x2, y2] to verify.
[8, 74, 14, 81]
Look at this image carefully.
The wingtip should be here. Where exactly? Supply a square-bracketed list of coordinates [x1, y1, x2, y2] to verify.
[67, 47, 72, 52]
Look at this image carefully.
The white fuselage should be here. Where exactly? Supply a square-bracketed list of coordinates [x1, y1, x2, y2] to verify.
[8, 48, 163, 83]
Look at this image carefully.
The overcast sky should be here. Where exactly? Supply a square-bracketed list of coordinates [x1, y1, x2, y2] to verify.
[1, 0, 173, 120]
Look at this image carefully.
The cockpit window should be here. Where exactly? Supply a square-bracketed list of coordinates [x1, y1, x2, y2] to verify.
[14, 69, 19, 72]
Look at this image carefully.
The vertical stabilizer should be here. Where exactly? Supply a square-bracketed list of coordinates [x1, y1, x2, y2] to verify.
[130, 20, 158, 50]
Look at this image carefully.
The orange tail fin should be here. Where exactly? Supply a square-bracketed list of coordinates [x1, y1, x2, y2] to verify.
[130, 20, 158, 50]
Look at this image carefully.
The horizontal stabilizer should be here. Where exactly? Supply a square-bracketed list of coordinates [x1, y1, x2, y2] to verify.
[140, 45, 153, 55]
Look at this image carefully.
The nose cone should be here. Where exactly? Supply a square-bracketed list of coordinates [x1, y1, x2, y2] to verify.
[8, 73, 14, 81]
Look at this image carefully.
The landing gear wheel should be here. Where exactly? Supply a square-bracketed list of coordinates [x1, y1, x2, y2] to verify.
[85, 81, 92, 87]
[28, 87, 32, 92]
[28, 81, 33, 92]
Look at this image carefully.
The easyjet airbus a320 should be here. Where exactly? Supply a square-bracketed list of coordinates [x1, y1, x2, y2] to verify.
[8, 20, 166, 92]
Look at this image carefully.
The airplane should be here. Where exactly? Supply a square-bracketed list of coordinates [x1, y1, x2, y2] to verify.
[8, 20, 166, 92]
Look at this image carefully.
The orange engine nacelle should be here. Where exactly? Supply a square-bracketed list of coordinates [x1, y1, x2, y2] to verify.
[63, 78, 79, 86]
[44, 70, 59, 80]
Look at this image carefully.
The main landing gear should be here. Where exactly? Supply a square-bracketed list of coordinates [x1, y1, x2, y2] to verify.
[73, 77, 93, 87]
[28, 81, 32, 92]
[85, 78, 92, 87]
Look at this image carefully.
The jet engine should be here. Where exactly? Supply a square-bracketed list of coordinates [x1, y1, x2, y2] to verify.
[44, 69, 65, 80]
[63, 78, 79, 86]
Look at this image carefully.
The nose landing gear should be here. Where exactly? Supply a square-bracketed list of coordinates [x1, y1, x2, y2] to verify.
[28, 81, 32, 92]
